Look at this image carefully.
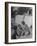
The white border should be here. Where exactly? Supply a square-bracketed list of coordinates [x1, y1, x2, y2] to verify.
[8, 3, 35, 43]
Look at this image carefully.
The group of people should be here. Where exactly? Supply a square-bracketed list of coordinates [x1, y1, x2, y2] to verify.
[11, 7, 32, 39]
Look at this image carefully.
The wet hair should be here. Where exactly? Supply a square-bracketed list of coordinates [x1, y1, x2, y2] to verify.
[22, 21, 25, 25]
[13, 26, 17, 30]
[30, 25, 32, 28]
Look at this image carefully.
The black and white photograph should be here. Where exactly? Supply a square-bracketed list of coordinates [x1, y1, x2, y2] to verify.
[11, 7, 32, 39]
[5, 2, 36, 44]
